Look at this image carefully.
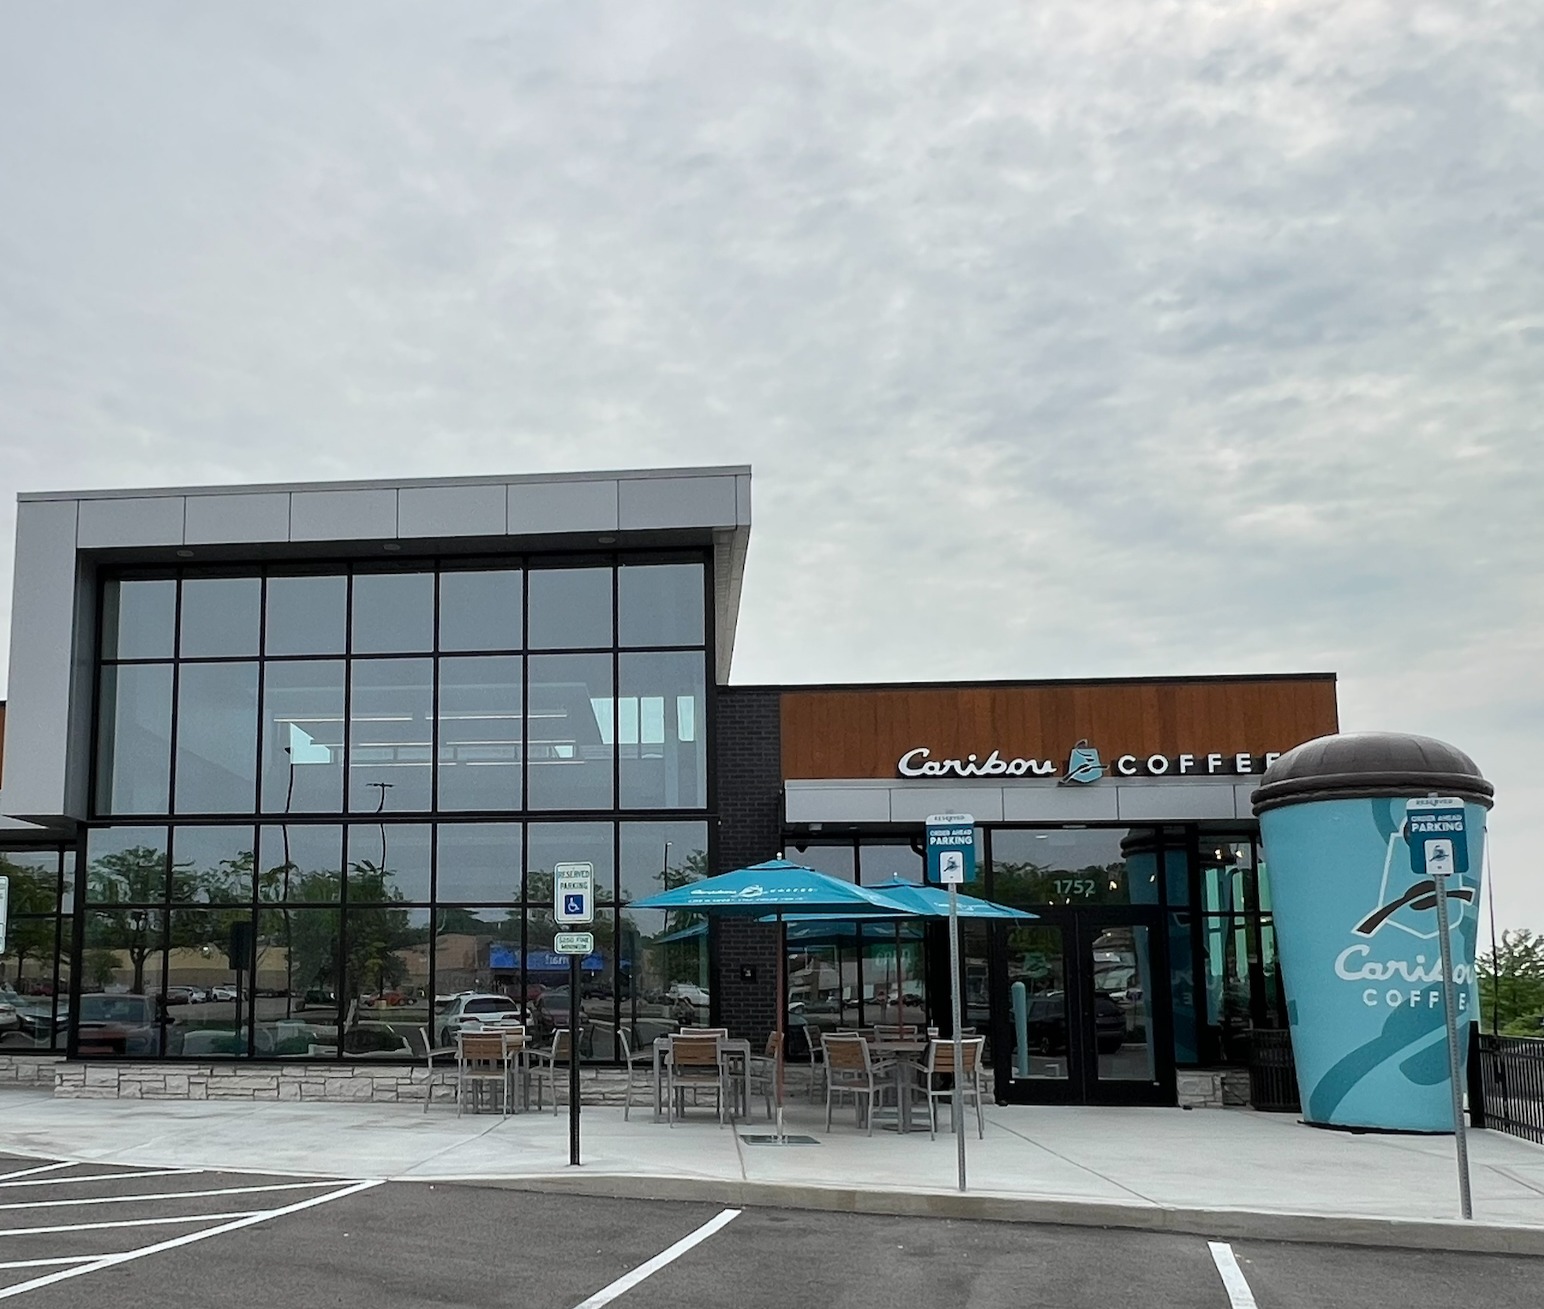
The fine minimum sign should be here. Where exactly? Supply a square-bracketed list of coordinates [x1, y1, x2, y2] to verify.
[554, 932, 595, 955]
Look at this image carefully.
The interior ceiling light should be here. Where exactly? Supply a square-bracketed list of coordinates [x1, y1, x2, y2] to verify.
[176, 549, 194, 558]
[383, 542, 401, 551]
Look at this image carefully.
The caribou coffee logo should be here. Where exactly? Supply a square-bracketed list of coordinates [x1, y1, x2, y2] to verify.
[1333, 827, 1477, 1011]
[895, 743, 1281, 780]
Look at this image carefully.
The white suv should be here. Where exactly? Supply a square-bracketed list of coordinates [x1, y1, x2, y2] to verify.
[433, 993, 525, 1047]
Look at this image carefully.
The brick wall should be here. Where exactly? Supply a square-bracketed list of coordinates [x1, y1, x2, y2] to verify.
[712, 687, 783, 1041]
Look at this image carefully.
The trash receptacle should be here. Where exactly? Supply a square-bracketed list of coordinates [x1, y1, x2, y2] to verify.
[1247, 1028, 1301, 1113]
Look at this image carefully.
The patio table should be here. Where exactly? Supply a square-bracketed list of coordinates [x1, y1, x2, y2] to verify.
[651, 1035, 751, 1123]
[870, 1038, 929, 1133]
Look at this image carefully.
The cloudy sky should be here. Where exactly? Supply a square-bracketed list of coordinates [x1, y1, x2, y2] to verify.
[1, 4, 1540, 925]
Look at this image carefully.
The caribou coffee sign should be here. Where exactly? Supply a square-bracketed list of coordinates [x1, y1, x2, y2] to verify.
[896, 742, 1281, 781]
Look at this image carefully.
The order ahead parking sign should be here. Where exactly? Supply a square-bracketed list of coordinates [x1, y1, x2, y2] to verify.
[925, 814, 976, 885]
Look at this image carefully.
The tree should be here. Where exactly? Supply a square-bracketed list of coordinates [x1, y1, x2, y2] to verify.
[1477, 929, 1544, 1035]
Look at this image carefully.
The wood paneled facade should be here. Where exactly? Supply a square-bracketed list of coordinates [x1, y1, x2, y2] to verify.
[780, 675, 1337, 781]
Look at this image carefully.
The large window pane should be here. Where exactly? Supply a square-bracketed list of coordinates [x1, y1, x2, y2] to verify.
[266, 573, 347, 656]
[342, 907, 431, 1058]
[262, 660, 345, 813]
[170, 826, 256, 904]
[436, 823, 522, 902]
[179, 576, 260, 658]
[175, 662, 259, 814]
[527, 822, 615, 906]
[787, 844, 854, 881]
[0, 851, 62, 914]
[352, 572, 433, 654]
[85, 828, 169, 905]
[527, 906, 615, 1060]
[347, 823, 431, 902]
[620, 822, 710, 1043]
[859, 841, 925, 886]
[527, 654, 614, 810]
[618, 563, 704, 647]
[166, 906, 256, 1057]
[101, 577, 176, 660]
[990, 828, 1143, 907]
[440, 569, 521, 652]
[528, 567, 612, 650]
[348, 658, 432, 812]
[431, 907, 522, 1044]
[1, 917, 62, 1049]
[256, 906, 343, 1057]
[258, 825, 343, 903]
[96, 663, 173, 814]
[437, 656, 522, 812]
[618, 652, 706, 809]
[78, 909, 166, 1057]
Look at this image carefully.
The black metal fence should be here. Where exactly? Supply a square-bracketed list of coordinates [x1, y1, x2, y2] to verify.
[1247, 1028, 1301, 1113]
[1469, 1029, 1544, 1145]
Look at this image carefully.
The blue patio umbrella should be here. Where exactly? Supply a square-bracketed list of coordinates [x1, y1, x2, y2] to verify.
[631, 859, 906, 1135]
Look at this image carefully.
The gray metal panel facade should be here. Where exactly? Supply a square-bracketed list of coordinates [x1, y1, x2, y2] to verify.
[1, 499, 82, 821]
[506, 478, 619, 535]
[184, 492, 290, 544]
[289, 488, 399, 541]
[76, 496, 184, 548]
[398, 483, 508, 538]
[618, 474, 738, 529]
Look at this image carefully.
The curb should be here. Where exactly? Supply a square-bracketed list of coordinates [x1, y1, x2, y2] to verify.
[435, 1172, 1544, 1256]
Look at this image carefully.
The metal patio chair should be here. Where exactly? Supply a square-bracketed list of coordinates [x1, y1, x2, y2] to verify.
[909, 1036, 988, 1139]
[665, 1033, 728, 1126]
[821, 1032, 892, 1135]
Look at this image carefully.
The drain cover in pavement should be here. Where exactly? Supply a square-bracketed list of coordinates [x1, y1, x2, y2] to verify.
[739, 1134, 821, 1146]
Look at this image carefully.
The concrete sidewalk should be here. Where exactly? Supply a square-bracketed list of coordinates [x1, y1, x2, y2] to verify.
[3, 1087, 1543, 1254]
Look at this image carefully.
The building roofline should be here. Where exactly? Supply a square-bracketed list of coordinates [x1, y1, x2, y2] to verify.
[725, 671, 1338, 693]
[18, 465, 753, 503]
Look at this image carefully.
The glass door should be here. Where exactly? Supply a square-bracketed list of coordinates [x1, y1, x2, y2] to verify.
[1002, 920, 1076, 1098]
[995, 910, 1174, 1105]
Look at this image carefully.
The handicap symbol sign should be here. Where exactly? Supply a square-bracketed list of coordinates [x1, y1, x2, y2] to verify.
[563, 893, 586, 916]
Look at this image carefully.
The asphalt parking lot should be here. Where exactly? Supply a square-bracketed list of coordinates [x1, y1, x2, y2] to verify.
[1, 1150, 1540, 1308]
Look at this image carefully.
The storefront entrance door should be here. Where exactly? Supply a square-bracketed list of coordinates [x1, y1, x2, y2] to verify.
[993, 908, 1175, 1106]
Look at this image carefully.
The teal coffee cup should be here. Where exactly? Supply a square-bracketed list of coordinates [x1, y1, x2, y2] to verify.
[1253, 733, 1492, 1131]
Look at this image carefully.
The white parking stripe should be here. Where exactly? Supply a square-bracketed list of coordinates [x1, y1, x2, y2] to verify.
[0, 1164, 71, 1184]
[0, 1211, 264, 1238]
[572, 1208, 742, 1309]
[0, 1258, 100, 1272]
[1208, 1241, 1259, 1309]
[0, 1168, 201, 1190]
[0, 1180, 382, 1301]
[0, 1179, 340, 1212]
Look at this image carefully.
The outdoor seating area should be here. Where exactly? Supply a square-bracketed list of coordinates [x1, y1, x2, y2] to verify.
[411, 859, 1009, 1139]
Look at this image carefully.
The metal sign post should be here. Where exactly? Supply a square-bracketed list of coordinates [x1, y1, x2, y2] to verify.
[926, 814, 975, 1193]
[1407, 797, 1472, 1220]
[553, 862, 594, 1168]
[0, 876, 9, 955]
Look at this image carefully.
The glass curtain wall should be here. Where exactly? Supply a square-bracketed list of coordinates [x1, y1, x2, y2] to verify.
[81, 555, 710, 1062]
[0, 847, 72, 1051]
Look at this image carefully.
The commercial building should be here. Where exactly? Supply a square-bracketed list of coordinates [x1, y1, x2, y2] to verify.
[0, 467, 1336, 1107]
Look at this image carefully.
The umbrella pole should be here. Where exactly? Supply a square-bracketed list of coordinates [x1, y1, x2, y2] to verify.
[776, 912, 786, 1142]
[895, 921, 904, 1026]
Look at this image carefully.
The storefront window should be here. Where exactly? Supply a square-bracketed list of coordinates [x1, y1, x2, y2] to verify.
[262, 660, 346, 813]
[439, 568, 521, 652]
[265, 573, 346, 657]
[79, 553, 709, 1063]
[180, 576, 260, 658]
[0, 849, 67, 1052]
[96, 663, 173, 814]
[175, 662, 259, 814]
[990, 828, 1150, 907]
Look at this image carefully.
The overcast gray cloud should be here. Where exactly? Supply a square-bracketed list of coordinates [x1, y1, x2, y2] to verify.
[1, 2, 1541, 924]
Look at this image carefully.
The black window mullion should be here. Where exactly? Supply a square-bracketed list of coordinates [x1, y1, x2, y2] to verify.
[611, 558, 620, 814]
[164, 577, 184, 817]
[431, 568, 441, 815]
